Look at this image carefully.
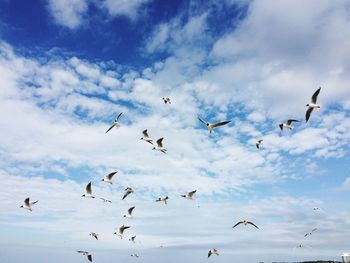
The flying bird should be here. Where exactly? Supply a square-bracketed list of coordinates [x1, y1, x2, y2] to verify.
[256, 140, 263, 149]
[89, 232, 99, 240]
[181, 190, 197, 200]
[105, 112, 123, 134]
[162, 97, 171, 104]
[304, 228, 318, 237]
[100, 197, 112, 203]
[152, 137, 167, 153]
[208, 248, 219, 258]
[305, 87, 321, 122]
[232, 220, 259, 229]
[156, 196, 169, 204]
[198, 116, 231, 134]
[129, 235, 136, 243]
[20, 197, 38, 212]
[124, 206, 135, 218]
[114, 225, 131, 239]
[77, 251, 92, 262]
[131, 253, 140, 258]
[279, 119, 300, 130]
[82, 182, 95, 198]
[122, 187, 134, 200]
[140, 129, 153, 145]
[101, 171, 117, 184]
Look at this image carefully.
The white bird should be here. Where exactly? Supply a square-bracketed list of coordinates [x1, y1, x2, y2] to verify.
[122, 187, 134, 200]
[140, 129, 153, 145]
[152, 137, 167, 153]
[304, 228, 318, 237]
[181, 190, 196, 200]
[279, 119, 300, 130]
[129, 235, 137, 243]
[131, 253, 139, 258]
[162, 97, 171, 104]
[305, 87, 321, 123]
[20, 197, 38, 212]
[198, 116, 231, 134]
[156, 196, 169, 204]
[208, 248, 219, 258]
[82, 182, 95, 198]
[77, 251, 92, 262]
[89, 232, 99, 240]
[313, 207, 321, 211]
[101, 171, 117, 184]
[100, 197, 112, 203]
[256, 139, 263, 149]
[232, 220, 259, 229]
[124, 206, 135, 218]
[114, 225, 131, 239]
[105, 112, 123, 134]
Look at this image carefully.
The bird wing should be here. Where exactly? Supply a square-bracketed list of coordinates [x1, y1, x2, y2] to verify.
[256, 143, 259, 149]
[287, 119, 300, 125]
[156, 137, 164, 147]
[122, 191, 130, 200]
[105, 123, 115, 134]
[197, 116, 208, 126]
[211, 120, 231, 128]
[304, 233, 309, 237]
[305, 107, 314, 123]
[188, 190, 197, 197]
[312, 228, 318, 232]
[311, 87, 321, 103]
[24, 198, 30, 206]
[77, 251, 88, 254]
[208, 250, 212, 258]
[115, 112, 123, 122]
[86, 182, 92, 194]
[128, 206, 135, 215]
[30, 200, 39, 205]
[87, 254, 92, 262]
[232, 221, 243, 228]
[107, 171, 117, 180]
[247, 221, 259, 229]
[93, 233, 98, 240]
[142, 129, 149, 138]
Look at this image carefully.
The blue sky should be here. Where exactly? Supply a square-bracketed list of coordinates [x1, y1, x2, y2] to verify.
[1, 0, 350, 262]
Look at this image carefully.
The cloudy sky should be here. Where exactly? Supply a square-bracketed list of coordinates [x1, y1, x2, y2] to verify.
[1, 0, 350, 262]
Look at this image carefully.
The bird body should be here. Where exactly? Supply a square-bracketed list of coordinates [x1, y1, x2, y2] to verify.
[122, 187, 134, 200]
[232, 220, 259, 229]
[208, 248, 219, 258]
[162, 97, 171, 104]
[156, 196, 169, 204]
[77, 251, 92, 262]
[131, 253, 139, 258]
[256, 140, 263, 149]
[105, 112, 123, 133]
[82, 182, 95, 198]
[89, 232, 99, 240]
[101, 171, 117, 184]
[129, 235, 136, 243]
[20, 197, 38, 212]
[140, 129, 153, 145]
[279, 119, 300, 130]
[124, 206, 135, 218]
[114, 225, 131, 239]
[198, 116, 231, 134]
[305, 87, 321, 122]
[153, 137, 167, 153]
[100, 197, 112, 203]
[181, 190, 197, 200]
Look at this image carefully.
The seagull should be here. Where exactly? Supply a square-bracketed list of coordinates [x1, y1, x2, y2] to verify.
[304, 228, 318, 237]
[305, 87, 321, 123]
[208, 248, 219, 258]
[100, 197, 112, 203]
[105, 112, 123, 134]
[129, 235, 136, 243]
[77, 251, 92, 262]
[131, 253, 140, 258]
[140, 129, 153, 145]
[20, 197, 38, 212]
[181, 190, 197, 200]
[156, 196, 169, 204]
[124, 206, 135, 218]
[162, 97, 171, 104]
[313, 207, 321, 211]
[122, 187, 134, 200]
[82, 182, 95, 198]
[101, 171, 117, 184]
[152, 137, 167, 153]
[279, 119, 300, 130]
[114, 225, 130, 239]
[198, 116, 231, 134]
[89, 232, 99, 240]
[232, 220, 259, 229]
[256, 140, 263, 149]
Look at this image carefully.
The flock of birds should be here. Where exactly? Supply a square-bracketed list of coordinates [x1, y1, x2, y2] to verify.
[20, 88, 323, 261]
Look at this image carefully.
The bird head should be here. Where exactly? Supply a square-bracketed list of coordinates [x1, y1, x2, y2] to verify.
[123, 215, 126, 218]
[180, 195, 186, 198]
[101, 178, 104, 181]
[152, 147, 156, 150]
[20, 205, 23, 208]
[81, 194, 85, 197]
[113, 232, 116, 235]
[306, 103, 310, 106]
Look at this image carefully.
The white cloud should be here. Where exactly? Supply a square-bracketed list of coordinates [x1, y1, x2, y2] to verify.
[102, 0, 149, 20]
[47, 0, 88, 29]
